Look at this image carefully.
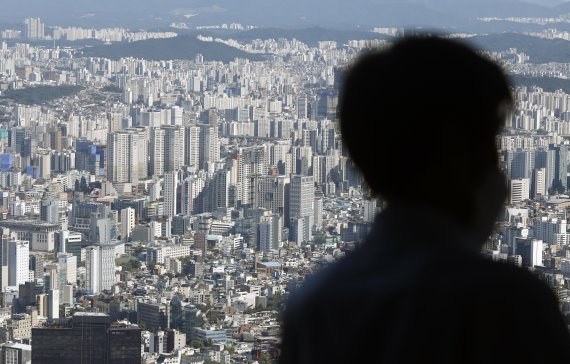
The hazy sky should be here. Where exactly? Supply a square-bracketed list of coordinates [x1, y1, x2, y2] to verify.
[1, 0, 569, 30]
[527, 0, 566, 4]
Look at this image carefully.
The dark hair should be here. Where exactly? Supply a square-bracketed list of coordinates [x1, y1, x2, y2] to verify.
[339, 36, 512, 202]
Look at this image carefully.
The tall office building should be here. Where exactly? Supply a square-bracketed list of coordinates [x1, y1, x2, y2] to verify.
[504, 148, 534, 180]
[100, 245, 116, 292]
[252, 175, 290, 222]
[107, 128, 148, 183]
[40, 194, 59, 224]
[289, 175, 315, 243]
[57, 253, 77, 285]
[120, 207, 135, 241]
[163, 172, 179, 217]
[532, 167, 546, 198]
[297, 96, 308, 119]
[85, 245, 117, 294]
[85, 246, 99, 294]
[510, 178, 530, 204]
[513, 238, 543, 268]
[23, 18, 44, 39]
[545, 144, 568, 195]
[47, 289, 59, 320]
[7, 239, 29, 288]
[75, 139, 105, 176]
[32, 313, 141, 364]
[257, 211, 282, 252]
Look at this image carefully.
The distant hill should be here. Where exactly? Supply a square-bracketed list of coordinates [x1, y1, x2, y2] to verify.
[79, 36, 265, 62]
[0, 85, 84, 105]
[467, 33, 570, 63]
[217, 27, 392, 47]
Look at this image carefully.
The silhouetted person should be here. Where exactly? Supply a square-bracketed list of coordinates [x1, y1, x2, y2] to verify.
[280, 37, 570, 363]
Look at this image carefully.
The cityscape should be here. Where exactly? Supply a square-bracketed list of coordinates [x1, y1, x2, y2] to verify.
[0, 4, 569, 363]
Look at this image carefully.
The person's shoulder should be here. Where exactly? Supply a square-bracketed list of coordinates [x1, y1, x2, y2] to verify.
[453, 255, 559, 302]
[285, 250, 363, 315]
[464, 255, 547, 286]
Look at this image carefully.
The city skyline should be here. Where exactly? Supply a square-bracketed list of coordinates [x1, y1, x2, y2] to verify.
[0, 7, 568, 364]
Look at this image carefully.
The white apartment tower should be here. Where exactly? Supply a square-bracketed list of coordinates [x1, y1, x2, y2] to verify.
[7, 239, 29, 288]
[163, 172, 179, 217]
[107, 128, 148, 183]
[120, 207, 136, 241]
[163, 126, 185, 172]
[184, 125, 200, 167]
[24, 18, 44, 39]
[149, 127, 165, 176]
[510, 178, 530, 204]
[534, 217, 570, 245]
[85, 245, 117, 294]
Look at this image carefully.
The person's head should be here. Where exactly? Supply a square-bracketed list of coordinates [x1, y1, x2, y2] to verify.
[340, 36, 512, 226]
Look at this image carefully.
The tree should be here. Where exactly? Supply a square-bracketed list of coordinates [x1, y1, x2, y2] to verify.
[313, 234, 326, 245]
[259, 352, 274, 364]
[147, 261, 156, 271]
[191, 339, 204, 348]
[133, 246, 145, 256]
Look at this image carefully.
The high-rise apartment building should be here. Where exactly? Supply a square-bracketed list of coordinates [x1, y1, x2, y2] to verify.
[163, 125, 184, 172]
[184, 125, 200, 167]
[289, 175, 315, 243]
[149, 127, 165, 176]
[198, 124, 220, 170]
[234, 146, 268, 206]
[163, 172, 179, 218]
[534, 217, 570, 245]
[510, 178, 530, 204]
[107, 128, 148, 183]
[23, 18, 44, 39]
